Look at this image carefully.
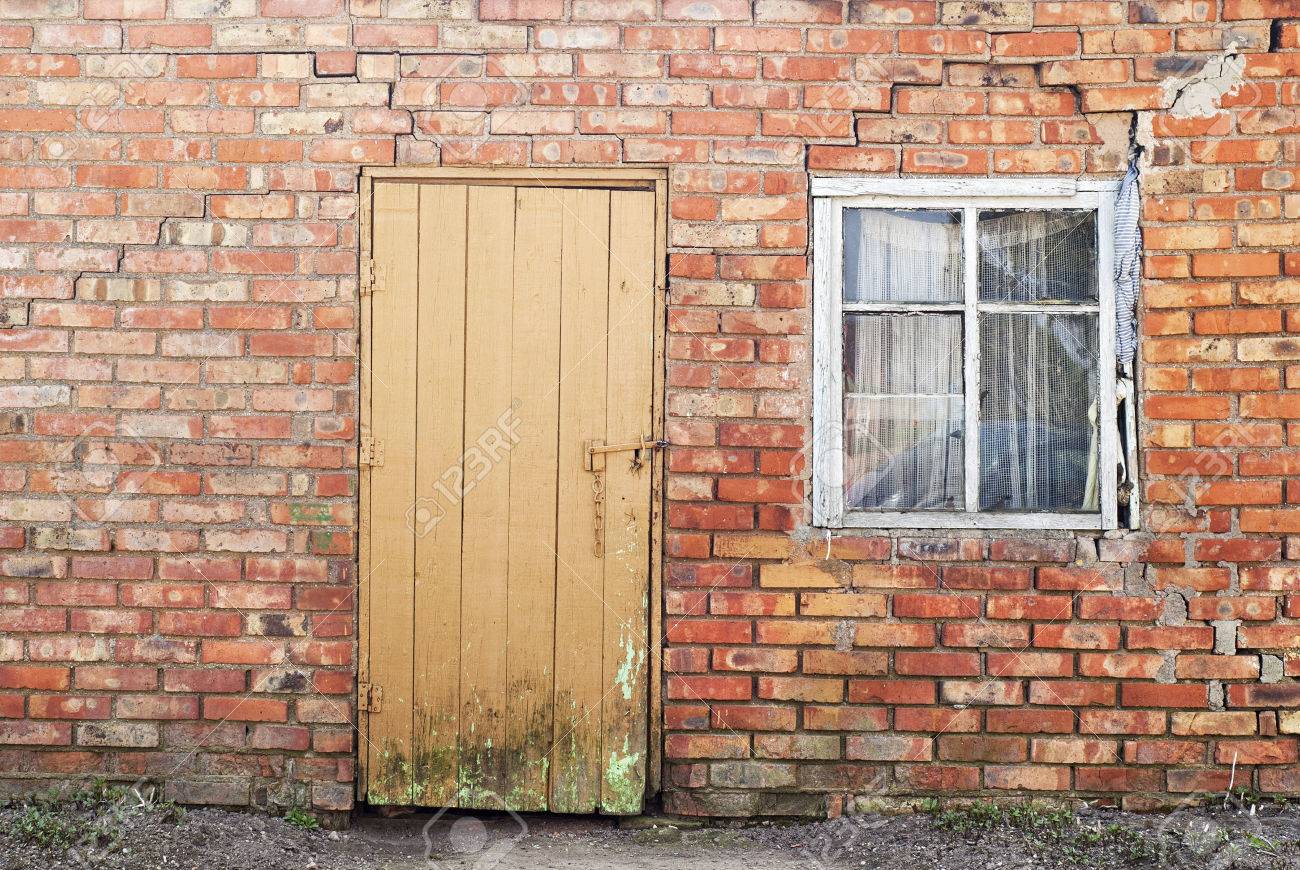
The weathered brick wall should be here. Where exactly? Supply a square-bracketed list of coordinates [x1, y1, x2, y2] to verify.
[0, 0, 1298, 817]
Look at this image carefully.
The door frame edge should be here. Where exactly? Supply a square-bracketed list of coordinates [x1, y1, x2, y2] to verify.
[356, 172, 374, 801]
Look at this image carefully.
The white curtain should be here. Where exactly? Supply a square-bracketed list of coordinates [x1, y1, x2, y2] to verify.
[840, 209, 1100, 513]
[843, 314, 964, 511]
[977, 211, 1098, 512]
[844, 209, 962, 303]
[977, 210, 1096, 304]
[842, 209, 966, 510]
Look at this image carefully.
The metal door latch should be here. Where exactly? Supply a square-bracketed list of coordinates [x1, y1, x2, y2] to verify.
[583, 436, 667, 472]
[584, 436, 666, 558]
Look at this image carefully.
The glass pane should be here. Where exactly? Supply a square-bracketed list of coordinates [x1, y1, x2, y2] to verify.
[844, 397, 964, 511]
[844, 314, 962, 396]
[843, 209, 962, 303]
[978, 210, 1097, 303]
[979, 313, 1099, 512]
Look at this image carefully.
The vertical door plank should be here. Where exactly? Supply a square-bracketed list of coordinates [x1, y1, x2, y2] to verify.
[599, 189, 656, 814]
[366, 182, 420, 804]
[550, 188, 611, 813]
[502, 188, 563, 810]
[458, 185, 516, 807]
[412, 184, 468, 807]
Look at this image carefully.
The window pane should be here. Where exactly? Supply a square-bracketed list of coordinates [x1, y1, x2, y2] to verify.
[844, 314, 962, 396]
[843, 209, 962, 303]
[979, 313, 1099, 512]
[844, 397, 964, 511]
[978, 210, 1097, 303]
[843, 313, 964, 511]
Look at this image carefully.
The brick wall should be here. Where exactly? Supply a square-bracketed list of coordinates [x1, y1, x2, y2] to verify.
[0, 0, 1299, 817]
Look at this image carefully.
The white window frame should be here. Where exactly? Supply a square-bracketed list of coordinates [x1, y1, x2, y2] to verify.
[811, 177, 1122, 531]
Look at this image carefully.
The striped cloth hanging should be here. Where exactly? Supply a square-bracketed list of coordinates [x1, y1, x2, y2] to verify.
[1114, 160, 1141, 372]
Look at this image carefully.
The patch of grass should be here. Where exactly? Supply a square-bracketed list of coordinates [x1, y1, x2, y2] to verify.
[931, 799, 1070, 835]
[926, 801, 1157, 868]
[1, 778, 184, 856]
[7, 804, 86, 850]
[284, 807, 320, 830]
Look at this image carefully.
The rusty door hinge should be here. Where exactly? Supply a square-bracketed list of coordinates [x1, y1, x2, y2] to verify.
[360, 259, 385, 296]
[360, 435, 385, 467]
[359, 683, 383, 713]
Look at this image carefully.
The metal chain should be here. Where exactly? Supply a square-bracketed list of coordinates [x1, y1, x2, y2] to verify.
[591, 471, 605, 558]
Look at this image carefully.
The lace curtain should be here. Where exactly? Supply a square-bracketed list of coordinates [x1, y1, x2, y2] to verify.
[978, 211, 1098, 512]
[843, 313, 964, 511]
[841, 208, 1099, 513]
[842, 210, 964, 511]
[843, 208, 962, 303]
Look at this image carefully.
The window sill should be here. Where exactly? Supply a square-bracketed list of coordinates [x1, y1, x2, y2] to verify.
[829, 511, 1108, 531]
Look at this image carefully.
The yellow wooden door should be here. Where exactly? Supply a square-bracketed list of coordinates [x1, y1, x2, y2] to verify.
[360, 174, 662, 815]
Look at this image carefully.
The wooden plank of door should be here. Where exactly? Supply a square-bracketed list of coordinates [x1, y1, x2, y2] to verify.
[502, 187, 563, 810]
[599, 189, 656, 814]
[366, 181, 420, 804]
[458, 185, 516, 807]
[411, 183, 468, 807]
[550, 188, 611, 813]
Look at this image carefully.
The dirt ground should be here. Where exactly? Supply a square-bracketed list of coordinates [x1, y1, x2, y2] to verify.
[2, 786, 1299, 870]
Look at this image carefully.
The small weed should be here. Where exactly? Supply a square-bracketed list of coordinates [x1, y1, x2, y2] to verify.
[1105, 823, 1154, 863]
[1226, 785, 1262, 809]
[284, 807, 320, 830]
[7, 805, 85, 850]
[1242, 831, 1279, 855]
[930, 800, 1071, 836]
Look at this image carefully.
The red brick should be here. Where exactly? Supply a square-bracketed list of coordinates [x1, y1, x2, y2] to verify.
[1034, 625, 1120, 650]
[1076, 767, 1164, 793]
[1079, 710, 1168, 735]
[894, 707, 981, 733]
[985, 766, 1070, 791]
[1029, 680, 1116, 707]
[986, 594, 1073, 621]
[988, 652, 1074, 678]
[942, 566, 1031, 590]
[1121, 683, 1208, 709]
[711, 704, 796, 731]
[1079, 653, 1165, 680]
[847, 679, 934, 705]
[668, 676, 751, 701]
[757, 676, 843, 703]
[203, 698, 287, 723]
[895, 652, 981, 677]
